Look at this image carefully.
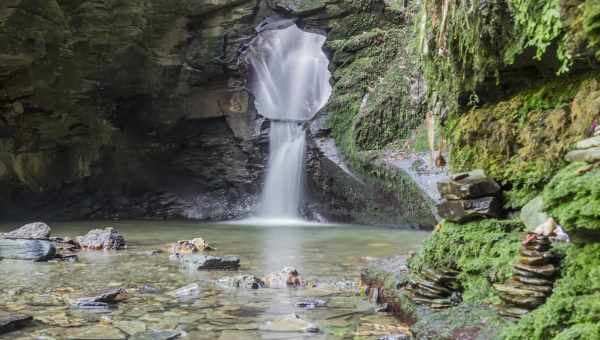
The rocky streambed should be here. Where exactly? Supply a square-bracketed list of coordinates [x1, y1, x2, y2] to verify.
[0, 221, 427, 339]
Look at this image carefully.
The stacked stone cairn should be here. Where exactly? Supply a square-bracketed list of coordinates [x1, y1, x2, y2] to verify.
[436, 169, 502, 223]
[494, 228, 560, 318]
[564, 130, 600, 166]
[405, 267, 461, 309]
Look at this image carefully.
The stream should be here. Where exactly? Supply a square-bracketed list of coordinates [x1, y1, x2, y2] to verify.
[0, 221, 427, 339]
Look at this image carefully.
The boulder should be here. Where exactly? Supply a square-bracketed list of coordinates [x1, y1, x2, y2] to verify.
[0, 311, 32, 334]
[575, 136, 600, 149]
[169, 238, 214, 256]
[181, 255, 240, 270]
[76, 228, 126, 250]
[520, 196, 549, 231]
[437, 196, 502, 223]
[0, 239, 56, 261]
[564, 147, 600, 163]
[1, 222, 51, 239]
[437, 170, 500, 200]
[263, 267, 303, 288]
[216, 275, 264, 289]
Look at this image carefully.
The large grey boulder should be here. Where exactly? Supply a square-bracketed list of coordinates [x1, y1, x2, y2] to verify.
[437, 170, 500, 200]
[76, 228, 126, 250]
[181, 255, 240, 270]
[0, 239, 56, 261]
[437, 196, 502, 223]
[1, 222, 51, 239]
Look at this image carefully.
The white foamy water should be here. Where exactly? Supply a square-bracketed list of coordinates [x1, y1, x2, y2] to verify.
[247, 24, 332, 219]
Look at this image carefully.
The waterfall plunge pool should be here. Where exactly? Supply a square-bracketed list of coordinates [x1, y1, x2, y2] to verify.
[0, 221, 427, 339]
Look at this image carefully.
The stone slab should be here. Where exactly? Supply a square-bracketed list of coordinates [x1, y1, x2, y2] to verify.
[0, 239, 56, 261]
[437, 196, 502, 223]
[437, 170, 500, 200]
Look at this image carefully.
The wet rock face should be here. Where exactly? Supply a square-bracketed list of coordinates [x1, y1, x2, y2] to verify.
[0, 0, 269, 220]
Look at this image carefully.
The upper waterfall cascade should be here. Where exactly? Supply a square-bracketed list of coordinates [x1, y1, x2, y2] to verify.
[247, 24, 332, 219]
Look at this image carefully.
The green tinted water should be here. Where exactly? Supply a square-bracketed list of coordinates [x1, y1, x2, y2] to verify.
[0, 221, 427, 339]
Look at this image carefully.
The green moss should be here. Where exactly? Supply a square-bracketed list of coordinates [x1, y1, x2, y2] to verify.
[448, 74, 599, 208]
[543, 162, 600, 236]
[500, 243, 600, 339]
[409, 219, 524, 303]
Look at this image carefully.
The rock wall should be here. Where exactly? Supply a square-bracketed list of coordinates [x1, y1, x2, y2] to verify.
[0, 0, 437, 226]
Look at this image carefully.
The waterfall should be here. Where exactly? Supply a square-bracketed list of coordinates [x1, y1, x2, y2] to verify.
[247, 24, 331, 220]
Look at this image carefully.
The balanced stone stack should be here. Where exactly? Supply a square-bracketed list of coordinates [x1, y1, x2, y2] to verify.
[406, 267, 460, 309]
[494, 233, 559, 318]
[436, 170, 502, 223]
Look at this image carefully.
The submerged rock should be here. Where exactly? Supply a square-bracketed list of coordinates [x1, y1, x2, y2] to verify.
[295, 299, 327, 309]
[0, 311, 32, 334]
[76, 227, 126, 250]
[129, 330, 180, 340]
[182, 255, 240, 270]
[72, 288, 128, 309]
[0, 239, 56, 261]
[263, 267, 303, 288]
[260, 314, 319, 333]
[1, 222, 51, 239]
[167, 283, 200, 298]
[216, 275, 264, 289]
[64, 325, 126, 340]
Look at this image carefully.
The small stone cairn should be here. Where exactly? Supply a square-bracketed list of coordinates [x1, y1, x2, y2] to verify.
[436, 169, 502, 223]
[494, 222, 561, 318]
[405, 267, 461, 309]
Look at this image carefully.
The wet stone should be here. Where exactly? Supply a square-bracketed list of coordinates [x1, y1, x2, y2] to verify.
[1, 222, 51, 239]
[129, 330, 181, 340]
[437, 196, 502, 223]
[514, 275, 554, 286]
[295, 299, 327, 309]
[73, 288, 128, 309]
[438, 169, 501, 200]
[216, 275, 264, 289]
[0, 239, 56, 261]
[263, 267, 303, 288]
[64, 325, 126, 340]
[167, 283, 200, 298]
[496, 305, 530, 318]
[77, 227, 126, 250]
[182, 255, 240, 270]
[493, 284, 548, 298]
[114, 320, 147, 336]
[260, 314, 319, 333]
[498, 294, 546, 309]
[0, 310, 32, 334]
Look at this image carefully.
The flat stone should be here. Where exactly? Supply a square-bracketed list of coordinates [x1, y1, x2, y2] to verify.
[260, 314, 319, 333]
[513, 263, 556, 277]
[564, 147, 600, 163]
[438, 170, 501, 200]
[129, 330, 180, 340]
[0, 311, 32, 334]
[502, 279, 552, 294]
[498, 294, 545, 309]
[72, 288, 128, 309]
[514, 275, 554, 286]
[575, 136, 600, 149]
[519, 248, 555, 259]
[411, 278, 452, 295]
[0, 239, 56, 261]
[182, 255, 240, 270]
[114, 320, 146, 336]
[65, 325, 126, 340]
[496, 306, 530, 318]
[420, 268, 457, 285]
[76, 227, 126, 250]
[520, 196, 549, 231]
[295, 299, 327, 309]
[437, 196, 502, 223]
[522, 242, 550, 252]
[167, 283, 200, 298]
[518, 255, 552, 266]
[1, 222, 51, 239]
[493, 284, 548, 298]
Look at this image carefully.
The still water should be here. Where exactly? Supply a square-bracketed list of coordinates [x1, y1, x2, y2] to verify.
[0, 221, 427, 339]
